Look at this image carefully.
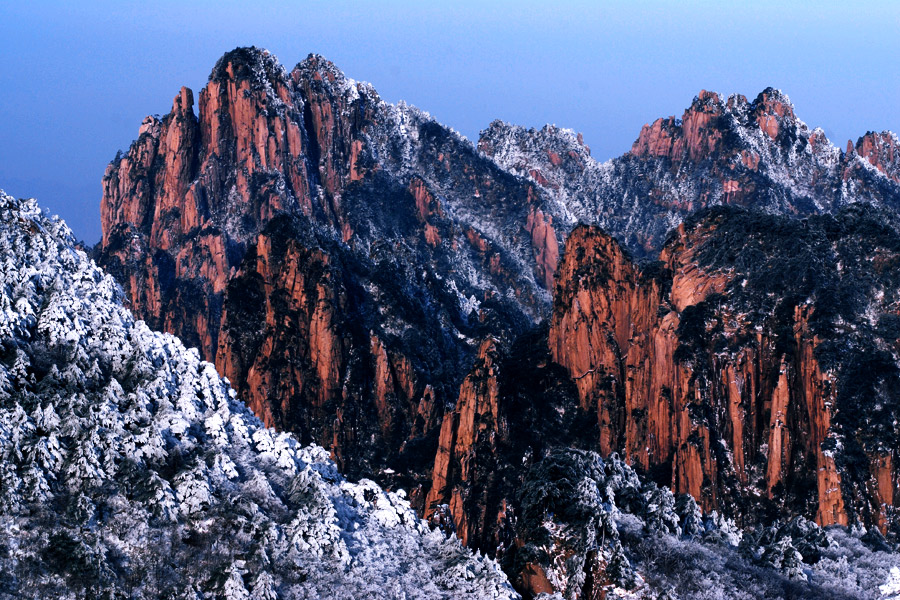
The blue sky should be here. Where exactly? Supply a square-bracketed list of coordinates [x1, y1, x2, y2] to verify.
[1, 1, 898, 243]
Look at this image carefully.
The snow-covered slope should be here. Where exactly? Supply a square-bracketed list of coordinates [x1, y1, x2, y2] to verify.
[0, 190, 516, 599]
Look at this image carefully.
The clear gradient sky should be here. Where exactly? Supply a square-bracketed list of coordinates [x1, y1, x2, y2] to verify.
[1, 1, 898, 243]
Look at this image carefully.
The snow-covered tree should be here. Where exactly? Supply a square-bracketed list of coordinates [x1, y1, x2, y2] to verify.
[881, 566, 900, 599]
[222, 563, 251, 600]
[250, 571, 278, 600]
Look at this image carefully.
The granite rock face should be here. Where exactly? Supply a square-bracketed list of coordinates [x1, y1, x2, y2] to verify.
[852, 130, 900, 183]
[585, 203, 900, 532]
[98, 47, 565, 490]
[424, 206, 900, 596]
[547, 218, 848, 525]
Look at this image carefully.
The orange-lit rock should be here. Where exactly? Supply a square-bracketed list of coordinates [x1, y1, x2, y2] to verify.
[426, 339, 501, 545]
[741, 149, 760, 170]
[548, 222, 864, 524]
[855, 131, 900, 182]
[871, 453, 895, 531]
[630, 90, 724, 163]
[101, 47, 564, 495]
[518, 563, 554, 597]
[525, 207, 560, 289]
[754, 89, 794, 141]
[99, 49, 446, 480]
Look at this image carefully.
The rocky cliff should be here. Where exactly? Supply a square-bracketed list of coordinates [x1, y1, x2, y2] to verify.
[547, 217, 847, 525]
[480, 89, 900, 258]
[422, 205, 900, 596]
[429, 204, 900, 548]
[98, 47, 570, 491]
[100, 51, 900, 496]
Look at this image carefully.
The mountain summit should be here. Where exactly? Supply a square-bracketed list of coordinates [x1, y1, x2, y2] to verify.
[98, 46, 565, 494]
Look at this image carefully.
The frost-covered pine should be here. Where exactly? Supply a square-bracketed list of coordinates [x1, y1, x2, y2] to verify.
[881, 566, 900, 599]
[223, 563, 251, 600]
[760, 536, 808, 581]
[251, 572, 279, 600]
[174, 462, 212, 516]
[641, 484, 679, 535]
[674, 494, 703, 538]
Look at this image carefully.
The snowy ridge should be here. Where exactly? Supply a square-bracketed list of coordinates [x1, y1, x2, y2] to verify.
[479, 89, 900, 259]
[0, 191, 516, 599]
[477, 121, 610, 224]
[290, 50, 555, 316]
[330, 83, 554, 316]
[294, 53, 372, 107]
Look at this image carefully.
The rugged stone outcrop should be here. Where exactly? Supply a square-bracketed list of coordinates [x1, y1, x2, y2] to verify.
[98, 47, 564, 485]
[547, 206, 900, 529]
[423, 328, 599, 597]
[420, 205, 900, 597]
[210, 216, 443, 474]
[101, 52, 900, 491]
[851, 130, 900, 183]
[426, 339, 502, 547]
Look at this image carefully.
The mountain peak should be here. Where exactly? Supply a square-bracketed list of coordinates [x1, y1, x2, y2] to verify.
[291, 53, 378, 105]
[753, 86, 793, 107]
[208, 46, 287, 89]
[170, 85, 194, 117]
[629, 85, 804, 160]
[853, 129, 900, 182]
[694, 88, 723, 107]
[750, 87, 796, 139]
[483, 84, 899, 258]
[295, 52, 344, 80]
